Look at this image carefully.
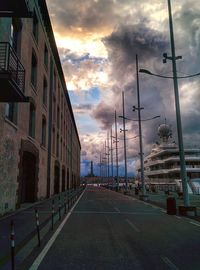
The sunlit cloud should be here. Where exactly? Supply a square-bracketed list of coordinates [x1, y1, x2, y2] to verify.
[46, 0, 200, 176]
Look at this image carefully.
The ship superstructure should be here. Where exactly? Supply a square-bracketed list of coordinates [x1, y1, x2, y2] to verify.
[142, 124, 200, 193]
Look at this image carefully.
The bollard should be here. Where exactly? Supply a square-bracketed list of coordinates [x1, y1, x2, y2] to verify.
[51, 200, 55, 230]
[64, 194, 67, 214]
[68, 196, 70, 211]
[10, 220, 15, 270]
[58, 196, 61, 221]
[34, 208, 41, 247]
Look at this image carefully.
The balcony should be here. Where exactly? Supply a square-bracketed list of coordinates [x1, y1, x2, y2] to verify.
[0, 0, 32, 18]
[0, 42, 28, 102]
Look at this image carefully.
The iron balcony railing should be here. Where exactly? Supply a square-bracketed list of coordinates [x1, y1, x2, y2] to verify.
[0, 42, 25, 94]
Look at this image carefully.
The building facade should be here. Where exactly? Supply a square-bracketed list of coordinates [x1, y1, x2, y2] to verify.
[0, 0, 81, 215]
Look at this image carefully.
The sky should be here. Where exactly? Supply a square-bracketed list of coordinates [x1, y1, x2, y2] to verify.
[46, 0, 200, 177]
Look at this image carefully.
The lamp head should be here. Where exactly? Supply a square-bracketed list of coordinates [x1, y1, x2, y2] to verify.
[139, 69, 152, 75]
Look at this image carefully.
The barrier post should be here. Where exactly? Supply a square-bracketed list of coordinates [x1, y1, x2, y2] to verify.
[68, 195, 70, 211]
[51, 199, 55, 230]
[10, 220, 15, 270]
[34, 208, 41, 247]
[64, 193, 67, 214]
[58, 195, 61, 221]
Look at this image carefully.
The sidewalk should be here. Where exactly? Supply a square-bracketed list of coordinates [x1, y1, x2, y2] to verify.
[0, 187, 84, 270]
[117, 187, 200, 221]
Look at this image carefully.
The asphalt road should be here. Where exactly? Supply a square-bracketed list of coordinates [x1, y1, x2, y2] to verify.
[29, 186, 200, 270]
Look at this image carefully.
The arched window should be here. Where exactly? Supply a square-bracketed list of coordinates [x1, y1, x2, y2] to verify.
[56, 133, 59, 158]
[31, 50, 37, 88]
[41, 116, 46, 146]
[52, 128, 55, 155]
[57, 106, 60, 129]
[44, 43, 48, 69]
[32, 10, 39, 42]
[29, 102, 36, 138]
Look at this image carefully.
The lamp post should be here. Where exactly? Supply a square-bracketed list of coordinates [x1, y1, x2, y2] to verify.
[120, 91, 128, 193]
[119, 113, 160, 197]
[114, 111, 119, 191]
[110, 127, 114, 187]
[135, 54, 145, 197]
[139, 0, 200, 207]
[106, 131, 110, 184]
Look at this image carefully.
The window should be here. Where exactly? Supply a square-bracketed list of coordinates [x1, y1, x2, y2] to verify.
[53, 71, 56, 92]
[57, 106, 60, 129]
[10, 18, 22, 53]
[58, 84, 60, 103]
[29, 103, 36, 138]
[32, 11, 38, 42]
[52, 128, 55, 155]
[61, 138, 62, 161]
[41, 116, 46, 146]
[31, 51, 37, 88]
[56, 133, 59, 158]
[61, 94, 63, 111]
[43, 77, 48, 106]
[52, 99, 56, 123]
[5, 103, 18, 124]
[44, 44, 48, 69]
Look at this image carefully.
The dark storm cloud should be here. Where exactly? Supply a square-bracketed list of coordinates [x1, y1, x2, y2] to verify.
[92, 23, 170, 147]
[47, 0, 122, 34]
[103, 24, 168, 63]
[92, 103, 115, 129]
[94, 20, 200, 158]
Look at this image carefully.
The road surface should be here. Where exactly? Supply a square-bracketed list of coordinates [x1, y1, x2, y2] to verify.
[28, 186, 200, 270]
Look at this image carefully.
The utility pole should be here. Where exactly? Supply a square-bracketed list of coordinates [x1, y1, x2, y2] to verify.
[167, 0, 189, 206]
[110, 127, 114, 187]
[107, 131, 110, 182]
[115, 111, 119, 191]
[121, 91, 128, 193]
[135, 54, 145, 197]
[99, 152, 102, 179]
[104, 141, 107, 180]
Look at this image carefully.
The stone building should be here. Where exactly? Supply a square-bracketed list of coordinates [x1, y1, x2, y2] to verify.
[0, 0, 81, 215]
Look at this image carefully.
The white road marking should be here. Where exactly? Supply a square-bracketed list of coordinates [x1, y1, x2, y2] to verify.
[143, 202, 150, 206]
[151, 205, 159, 209]
[125, 219, 140, 232]
[114, 207, 120, 213]
[190, 221, 200, 227]
[175, 216, 181, 219]
[73, 211, 161, 215]
[161, 256, 179, 270]
[161, 210, 166, 213]
[29, 189, 86, 270]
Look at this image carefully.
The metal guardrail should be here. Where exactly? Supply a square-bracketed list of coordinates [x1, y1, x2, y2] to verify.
[0, 186, 86, 269]
[0, 42, 25, 93]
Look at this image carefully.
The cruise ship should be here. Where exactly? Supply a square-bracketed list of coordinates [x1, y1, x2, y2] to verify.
[142, 123, 200, 194]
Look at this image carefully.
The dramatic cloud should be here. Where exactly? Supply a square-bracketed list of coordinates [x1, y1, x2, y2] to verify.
[46, 0, 200, 176]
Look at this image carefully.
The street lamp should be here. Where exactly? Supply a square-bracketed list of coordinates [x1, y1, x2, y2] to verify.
[139, 69, 200, 79]
[111, 111, 120, 191]
[139, 0, 200, 207]
[119, 113, 160, 198]
[119, 115, 160, 122]
[121, 91, 128, 194]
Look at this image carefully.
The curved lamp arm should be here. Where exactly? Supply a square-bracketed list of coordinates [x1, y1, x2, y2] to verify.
[139, 69, 200, 79]
[119, 115, 160, 122]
